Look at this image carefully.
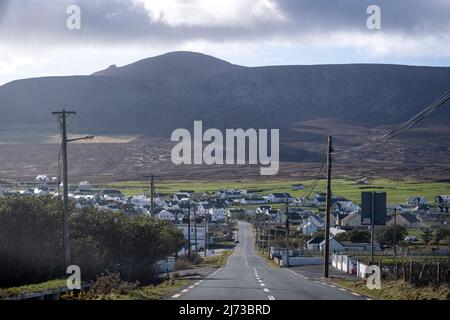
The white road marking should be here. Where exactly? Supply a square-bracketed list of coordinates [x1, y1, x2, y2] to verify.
[260, 283, 265, 287]
[268, 295, 275, 300]
[263, 288, 270, 292]
[339, 288, 347, 292]
[188, 286, 194, 289]
[195, 282, 200, 285]
[171, 294, 181, 298]
[207, 268, 223, 279]
[181, 289, 189, 293]
[351, 292, 362, 297]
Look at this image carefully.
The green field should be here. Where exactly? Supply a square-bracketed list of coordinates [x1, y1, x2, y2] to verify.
[104, 178, 449, 205]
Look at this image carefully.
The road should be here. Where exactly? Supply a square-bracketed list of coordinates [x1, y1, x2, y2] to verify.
[171, 221, 366, 300]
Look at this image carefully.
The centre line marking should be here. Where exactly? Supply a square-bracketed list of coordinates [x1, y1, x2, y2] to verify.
[263, 288, 270, 292]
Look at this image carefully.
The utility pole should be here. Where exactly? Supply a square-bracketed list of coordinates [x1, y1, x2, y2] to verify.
[285, 195, 290, 268]
[204, 212, 208, 257]
[143, 174, 156, 216]
[393, 208, 397, 257]
[324, 136, 333, 278]
[187, 202, 191, 261]
[52, 110, 93, 269]
[194, 205, 198, 255]
[267, 219, 271, 258]
[371, 191, 375, 263]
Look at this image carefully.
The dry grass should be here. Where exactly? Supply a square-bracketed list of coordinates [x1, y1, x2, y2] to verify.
[331, 278, 450, 300]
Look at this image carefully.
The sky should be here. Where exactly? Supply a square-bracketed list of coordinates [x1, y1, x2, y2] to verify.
[0, 0, 450, 85]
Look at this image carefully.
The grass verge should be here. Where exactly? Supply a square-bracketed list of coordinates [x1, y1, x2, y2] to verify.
[330, 278, 450, 300]
[103, 279, 191, 300]
[0, 279, 66, 299]
[256, 249, 280, 269]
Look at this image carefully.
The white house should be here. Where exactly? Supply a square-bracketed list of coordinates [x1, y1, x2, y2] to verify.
[319, 238, 381, 253]
[334, 201, 360, 213]
[156, 209, 176, 222]
[177, 224, 207, 250]
[407, 196, 428, 207]
[240, 197, 267, 205]
[267, 193, 293, 203]
[211, 205, 228, 222]
[303, 222, 320, 236]
[435, 195, 450, 212]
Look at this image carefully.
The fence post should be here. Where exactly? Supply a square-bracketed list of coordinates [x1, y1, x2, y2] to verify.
[436, 262, 440, 283]
[409, 261, 413, 283]
[395, 262, 398, 281]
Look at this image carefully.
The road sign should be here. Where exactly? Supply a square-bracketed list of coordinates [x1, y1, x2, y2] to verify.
[361, 192, 387, 226]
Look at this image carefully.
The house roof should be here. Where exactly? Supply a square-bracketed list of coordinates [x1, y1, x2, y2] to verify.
[399, 212, 420, 223]
[271, 193, 292, 198]
[307, 236, 325, 244]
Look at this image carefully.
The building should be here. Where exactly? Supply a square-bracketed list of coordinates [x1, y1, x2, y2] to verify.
[407, 196, 428, 207]
[386, 212, 421, 229]
[306, 236, 325, 251]
[340, 212, 362, 227]
[177, 224, 208, 250]
[319, 238, 381, 253]
[267, 193, 293, 203]
[156, 209, 176, 222]
[435, 195, 450, 212]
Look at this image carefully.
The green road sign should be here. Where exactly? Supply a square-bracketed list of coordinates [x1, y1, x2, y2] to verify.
[361, 192, 387, 226]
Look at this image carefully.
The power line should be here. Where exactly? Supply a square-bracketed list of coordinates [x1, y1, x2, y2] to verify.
[333, 90, 450, 158]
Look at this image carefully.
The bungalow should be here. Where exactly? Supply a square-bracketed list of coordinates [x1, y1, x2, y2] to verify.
[240, 197, 267, 205]
[386, 212, 421, 229]
[319, 238, 381, 253]
[306, 236, 325, 251]
[267, 193, 293, 203]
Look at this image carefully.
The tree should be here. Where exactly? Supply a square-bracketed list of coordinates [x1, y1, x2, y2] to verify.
[421, 228, 433, 244]
[336, 229, 370, 243]
[375, 226, 407, 247]
[0, 195, 185, 287]
[434, 229, 445, 245]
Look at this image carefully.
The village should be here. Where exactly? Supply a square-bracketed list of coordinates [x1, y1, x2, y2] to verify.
[1, 175, 449, 260]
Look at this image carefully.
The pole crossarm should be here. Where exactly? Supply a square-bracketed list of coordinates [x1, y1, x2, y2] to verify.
[67, 135, 95, 143]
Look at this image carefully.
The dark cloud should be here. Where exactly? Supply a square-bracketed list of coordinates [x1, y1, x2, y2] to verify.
[0, 0, 449, 47]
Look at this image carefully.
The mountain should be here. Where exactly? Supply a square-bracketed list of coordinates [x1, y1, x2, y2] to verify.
[0, 51, 449, 135]
[0, 51, 449, 181]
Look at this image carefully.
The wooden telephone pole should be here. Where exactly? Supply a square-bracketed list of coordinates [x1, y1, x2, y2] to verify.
[52, 110, 93, 269]
[324, 136, 333, 278]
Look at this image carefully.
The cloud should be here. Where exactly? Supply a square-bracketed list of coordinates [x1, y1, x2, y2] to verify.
[0, 0, 448, 50]
[0, 0, 450, 85]
[134, 0, 286, 27]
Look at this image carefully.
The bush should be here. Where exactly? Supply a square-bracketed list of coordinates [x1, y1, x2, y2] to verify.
[0, 195, 185, 287]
